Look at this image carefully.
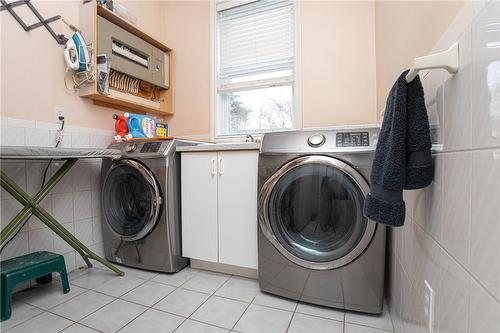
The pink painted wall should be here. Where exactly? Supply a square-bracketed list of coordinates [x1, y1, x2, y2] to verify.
[0, 0, 166, 131]
[1, 1, 465, 136]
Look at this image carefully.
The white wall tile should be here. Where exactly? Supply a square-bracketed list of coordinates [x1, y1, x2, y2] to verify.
[471, 1, 500, 149]
[0, 117, 111, 273]
[28, 228, 54, 253]
[470, 149, 500, 300]
[92, 216, 104, 245]
[25, 128, 50, 147]
[1, 126, 25, 146]
[0, 231, 29, 260]
[75, 218, 93, 247]
[72, 132, 90, 148]
[423, 154, 443, 241]
[468, 279, 500, 333]
[73, 191, 92, 220]
[438, 252, 470, 333]
[1, 199, 26, 231]
[72, 162, 92, 191]
[51, 163, 74, 194]
[91, 190, 101, 217]
[1, 161, 26, 199]
[52, 193, 74, 223]
[442, 28, 472, 152]
[441, 152, 471, 268]
[8, 118, 35, 128]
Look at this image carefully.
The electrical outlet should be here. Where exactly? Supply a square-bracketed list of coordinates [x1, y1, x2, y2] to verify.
[424, 280, 434, 332]
[55, 107, 65, 121]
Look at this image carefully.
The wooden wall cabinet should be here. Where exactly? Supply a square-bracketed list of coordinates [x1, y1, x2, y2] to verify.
[79, 2, 173, 115]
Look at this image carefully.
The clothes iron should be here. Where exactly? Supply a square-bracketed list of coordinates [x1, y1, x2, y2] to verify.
[64, 32, 90, 72]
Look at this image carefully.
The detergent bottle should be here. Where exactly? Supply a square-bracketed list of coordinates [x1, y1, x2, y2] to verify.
[128, 114, 156, 138]
[113, 113, 131, 141]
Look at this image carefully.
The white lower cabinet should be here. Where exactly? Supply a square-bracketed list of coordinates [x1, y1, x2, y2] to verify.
[181, 150, 258, 269]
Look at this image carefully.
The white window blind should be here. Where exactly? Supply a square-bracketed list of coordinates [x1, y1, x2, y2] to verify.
[215, 0, 296, 136]
[218, 0, 295, 81]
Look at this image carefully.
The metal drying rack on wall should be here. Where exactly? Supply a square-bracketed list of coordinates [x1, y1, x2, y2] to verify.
[0, 0, 67, 45]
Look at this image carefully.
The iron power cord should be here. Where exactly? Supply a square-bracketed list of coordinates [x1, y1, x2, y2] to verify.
[0, 118, 65, 254]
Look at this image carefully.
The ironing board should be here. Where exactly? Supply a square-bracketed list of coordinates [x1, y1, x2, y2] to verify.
[0, 146, 124, 276]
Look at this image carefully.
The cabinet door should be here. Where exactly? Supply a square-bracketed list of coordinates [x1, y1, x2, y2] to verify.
[217, 151, 259, 269]
[181, 152, 218, 262]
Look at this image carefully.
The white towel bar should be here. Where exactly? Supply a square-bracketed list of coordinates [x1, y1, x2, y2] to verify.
[406, 42, 460, 83]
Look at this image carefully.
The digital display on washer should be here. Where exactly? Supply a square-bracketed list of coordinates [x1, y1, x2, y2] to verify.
[140, 142, 162, 153]
[336, 132, 369, 147]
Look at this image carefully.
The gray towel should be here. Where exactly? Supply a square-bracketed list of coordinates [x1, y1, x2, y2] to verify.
[363, 70, 433, 227]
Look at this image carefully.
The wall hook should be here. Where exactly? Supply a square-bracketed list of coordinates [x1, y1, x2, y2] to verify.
[406, 42, 459, 83]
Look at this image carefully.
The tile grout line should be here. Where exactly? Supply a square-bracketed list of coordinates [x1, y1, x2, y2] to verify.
[172, 272, 233, 332]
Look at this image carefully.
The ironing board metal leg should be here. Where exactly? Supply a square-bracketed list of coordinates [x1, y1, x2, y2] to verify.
[0, 162, 124, 276]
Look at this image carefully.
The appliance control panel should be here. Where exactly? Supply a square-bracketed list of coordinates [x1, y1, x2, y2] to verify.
[336, 131, 369, 147]
[140, 142, 163, 153]
[260, 127, 379, 154]
[109, 140, 172, 156]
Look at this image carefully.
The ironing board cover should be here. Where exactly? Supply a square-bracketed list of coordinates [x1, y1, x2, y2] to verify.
[0, 146, 121, 160]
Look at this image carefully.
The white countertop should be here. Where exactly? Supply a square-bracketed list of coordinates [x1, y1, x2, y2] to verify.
[177, 142, 260, 152]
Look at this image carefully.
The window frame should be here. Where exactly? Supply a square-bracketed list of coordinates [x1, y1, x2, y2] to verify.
[211, 0, 301, 140]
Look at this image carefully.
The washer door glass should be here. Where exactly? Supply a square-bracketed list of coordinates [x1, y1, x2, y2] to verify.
[102, 160, 161, 241]
[267, 159, 368, 263]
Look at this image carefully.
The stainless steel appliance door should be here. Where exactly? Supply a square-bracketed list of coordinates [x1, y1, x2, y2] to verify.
[259, 155, 376, 270]
[102, 159, 162, 241]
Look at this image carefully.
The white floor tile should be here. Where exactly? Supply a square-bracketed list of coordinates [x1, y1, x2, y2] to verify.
[153, 288, 210, 317]
[175, 319, 230, 333]
[288, 313, 343, 333]
[113, 265, 159, 280]
[152, 267, 198, 287]
[252, 292, 297, 312]
[16, 282, 86, 310]
[214, 276, 259, 302]
[80, 299, 147, 333]
[345, 308, 393, 331]
[233, 304, 293, 333]
[60, 323, 101, 333]
[50, 290, 114, 321]
[0, 301, 43, 331]
[121, 281, 175, 307]
[296, 302, 344, 322]
[119, 308, 184, 333]
[182, 271, 230, 294]
[93, 275, 145, 297]
[7, 312, 73, 333]
[71, 268, 116, 289]
[344, 323, 393, 333]
[191, 296, 248, 329]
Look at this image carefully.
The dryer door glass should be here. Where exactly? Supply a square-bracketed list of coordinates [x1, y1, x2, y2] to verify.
[102, 160, 161, 241]
[267, 159, 367, 264]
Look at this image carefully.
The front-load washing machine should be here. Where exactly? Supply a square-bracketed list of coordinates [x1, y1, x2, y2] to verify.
[101, 139, 197, 273]
[258, 128, 385, 314]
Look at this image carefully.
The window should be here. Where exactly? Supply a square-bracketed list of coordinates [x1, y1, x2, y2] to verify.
[215, 0, 297, 137]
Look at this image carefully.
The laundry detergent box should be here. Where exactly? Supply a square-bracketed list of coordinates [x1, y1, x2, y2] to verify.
[155, 122, 169, 138]
[127, 114, 155, 138]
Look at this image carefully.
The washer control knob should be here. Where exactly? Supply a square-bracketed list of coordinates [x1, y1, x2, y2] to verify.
[308, 134, 325, 147]
[125, 143, 137, 153]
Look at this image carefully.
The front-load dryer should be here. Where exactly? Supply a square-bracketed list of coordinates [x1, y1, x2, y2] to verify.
[101, 139, 197, 273]
[258, 128, 385, 314]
